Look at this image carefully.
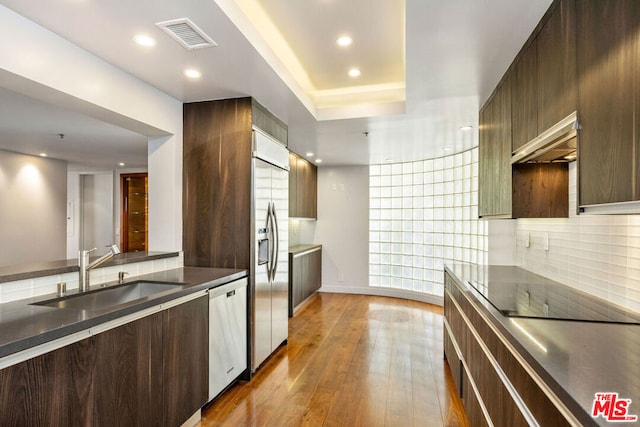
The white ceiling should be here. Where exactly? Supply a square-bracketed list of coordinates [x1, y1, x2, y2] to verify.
[0, 0, 552, 167]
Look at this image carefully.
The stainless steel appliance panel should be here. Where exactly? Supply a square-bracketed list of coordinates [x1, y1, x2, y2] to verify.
[253, 158, 273, 370]
[270, 166, 289, 350]
[251, 130, 289, 372]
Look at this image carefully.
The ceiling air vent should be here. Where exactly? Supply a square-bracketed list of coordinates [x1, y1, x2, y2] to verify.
[156, 18, 217, 50]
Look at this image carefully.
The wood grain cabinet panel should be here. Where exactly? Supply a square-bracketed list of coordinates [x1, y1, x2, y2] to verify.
[511, 41, 538, 152]
[163, 295, 209, 427]
[92, 313, 163, 426]
[289, 152, 317, 219]
[537, 0, 577, 132]
[577, 0, 640, 205]
[289, 247, 322, 316]
[512, 163, 568, 218]
[479, 76, 512, 217]
[0, 339, 93, 427]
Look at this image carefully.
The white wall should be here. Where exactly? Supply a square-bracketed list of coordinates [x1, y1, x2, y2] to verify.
[314, 166, 370, 294]
[0, 150, 66, 266]
[0, 5, 183, 254]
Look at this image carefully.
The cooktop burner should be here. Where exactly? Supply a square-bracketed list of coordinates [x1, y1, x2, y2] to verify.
[468, 279, 640, 325]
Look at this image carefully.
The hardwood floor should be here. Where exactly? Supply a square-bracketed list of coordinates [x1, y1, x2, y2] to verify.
[199, 293, 469, 427]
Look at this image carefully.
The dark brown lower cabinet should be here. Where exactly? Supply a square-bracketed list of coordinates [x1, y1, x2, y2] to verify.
[163, 295, 209, 426]
[0, 338, 93, 427]
[443, 272, 580, 426]
[0, 295, 208, 427]
[93, 313, 163, 426]
[289, 246, 322, 316]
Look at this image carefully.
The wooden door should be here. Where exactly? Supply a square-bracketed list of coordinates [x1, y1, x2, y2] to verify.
[120, 173, 148, 252]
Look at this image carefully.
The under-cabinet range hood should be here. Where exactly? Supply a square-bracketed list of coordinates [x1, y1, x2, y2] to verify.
[511, 111, 578, 164]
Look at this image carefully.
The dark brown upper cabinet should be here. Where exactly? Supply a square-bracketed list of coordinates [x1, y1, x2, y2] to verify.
[511, 0, 577, 154]
[511, 41, 538, 153]
[289, 151, 317, 219]
[537, 0, 577, 133]
[480, 0, 578, 218]
[577, 0, 640, 206]
[479, 75, 513, 217]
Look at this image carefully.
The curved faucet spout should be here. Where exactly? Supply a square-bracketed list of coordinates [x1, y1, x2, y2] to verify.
[79, 244, 120, 292]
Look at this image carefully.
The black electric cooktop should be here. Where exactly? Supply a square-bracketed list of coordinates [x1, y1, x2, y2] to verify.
[468, 279, 640, 325]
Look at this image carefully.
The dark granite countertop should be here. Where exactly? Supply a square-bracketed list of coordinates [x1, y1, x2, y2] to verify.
[0, 251, 180, 283]
[445, 264, 640, 427]
[289, 244, 322, 255]
[0, 267, 246, 359]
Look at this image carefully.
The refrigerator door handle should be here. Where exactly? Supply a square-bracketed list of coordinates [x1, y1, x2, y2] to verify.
[267, 202, 276, 282]
[271, 203, 280, 282]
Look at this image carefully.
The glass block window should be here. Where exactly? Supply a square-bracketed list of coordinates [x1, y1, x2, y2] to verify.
[369, 148, 487, 297]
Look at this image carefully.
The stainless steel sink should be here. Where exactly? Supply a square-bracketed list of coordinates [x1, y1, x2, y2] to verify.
[32, 281, 183, 312]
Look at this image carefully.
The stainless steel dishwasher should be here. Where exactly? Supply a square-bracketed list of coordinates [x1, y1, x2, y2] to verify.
[209, 278, 248, 401]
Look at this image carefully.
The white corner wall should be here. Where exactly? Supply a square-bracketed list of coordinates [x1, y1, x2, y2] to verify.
[314, 166, 370, 293]
[0, 5, 183, 253]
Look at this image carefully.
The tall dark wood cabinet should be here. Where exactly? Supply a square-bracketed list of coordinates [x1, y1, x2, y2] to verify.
[183, 97, 288, 269]
[577, 0, 640, 205]
[289, 151, 317, 219]
[163, 296, 209, 427]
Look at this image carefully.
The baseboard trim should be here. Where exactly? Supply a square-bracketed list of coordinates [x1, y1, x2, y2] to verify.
[319, 285, 443, 306]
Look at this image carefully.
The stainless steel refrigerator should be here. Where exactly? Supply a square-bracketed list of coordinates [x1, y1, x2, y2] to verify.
[251, 128, 289, 371]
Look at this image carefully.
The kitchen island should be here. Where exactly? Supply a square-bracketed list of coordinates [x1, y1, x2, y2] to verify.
[445, 264, 640, 426]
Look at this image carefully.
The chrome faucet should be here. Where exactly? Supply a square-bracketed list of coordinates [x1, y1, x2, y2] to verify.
[79, 244, 120, 292]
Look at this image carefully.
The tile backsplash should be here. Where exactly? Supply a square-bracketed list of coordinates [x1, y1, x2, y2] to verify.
[0, 253, 184, 304]
[514, 163, 640, 313]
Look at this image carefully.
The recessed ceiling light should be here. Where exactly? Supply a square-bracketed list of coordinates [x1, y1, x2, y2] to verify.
[184, 68, 202, 79]
[306, 152, 314, 157]
[459, 125, 473, 131]
[348, 68, 361, 78]
[39, 153, 47, 157]
[134, 34, 156, 47]
[118, 162, 126, 167]
[316, 159, 323, 163]
[337, 36, 352, 47]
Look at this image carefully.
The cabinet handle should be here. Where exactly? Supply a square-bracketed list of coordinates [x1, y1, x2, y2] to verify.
[226, 290, 235, 298]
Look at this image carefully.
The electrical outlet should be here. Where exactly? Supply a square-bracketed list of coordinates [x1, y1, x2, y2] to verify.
[524, 232, 530, 248]
[338, 271, 344, 282]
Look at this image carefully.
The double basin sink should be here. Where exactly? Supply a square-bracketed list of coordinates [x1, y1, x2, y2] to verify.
[32, 281, 184, 312]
